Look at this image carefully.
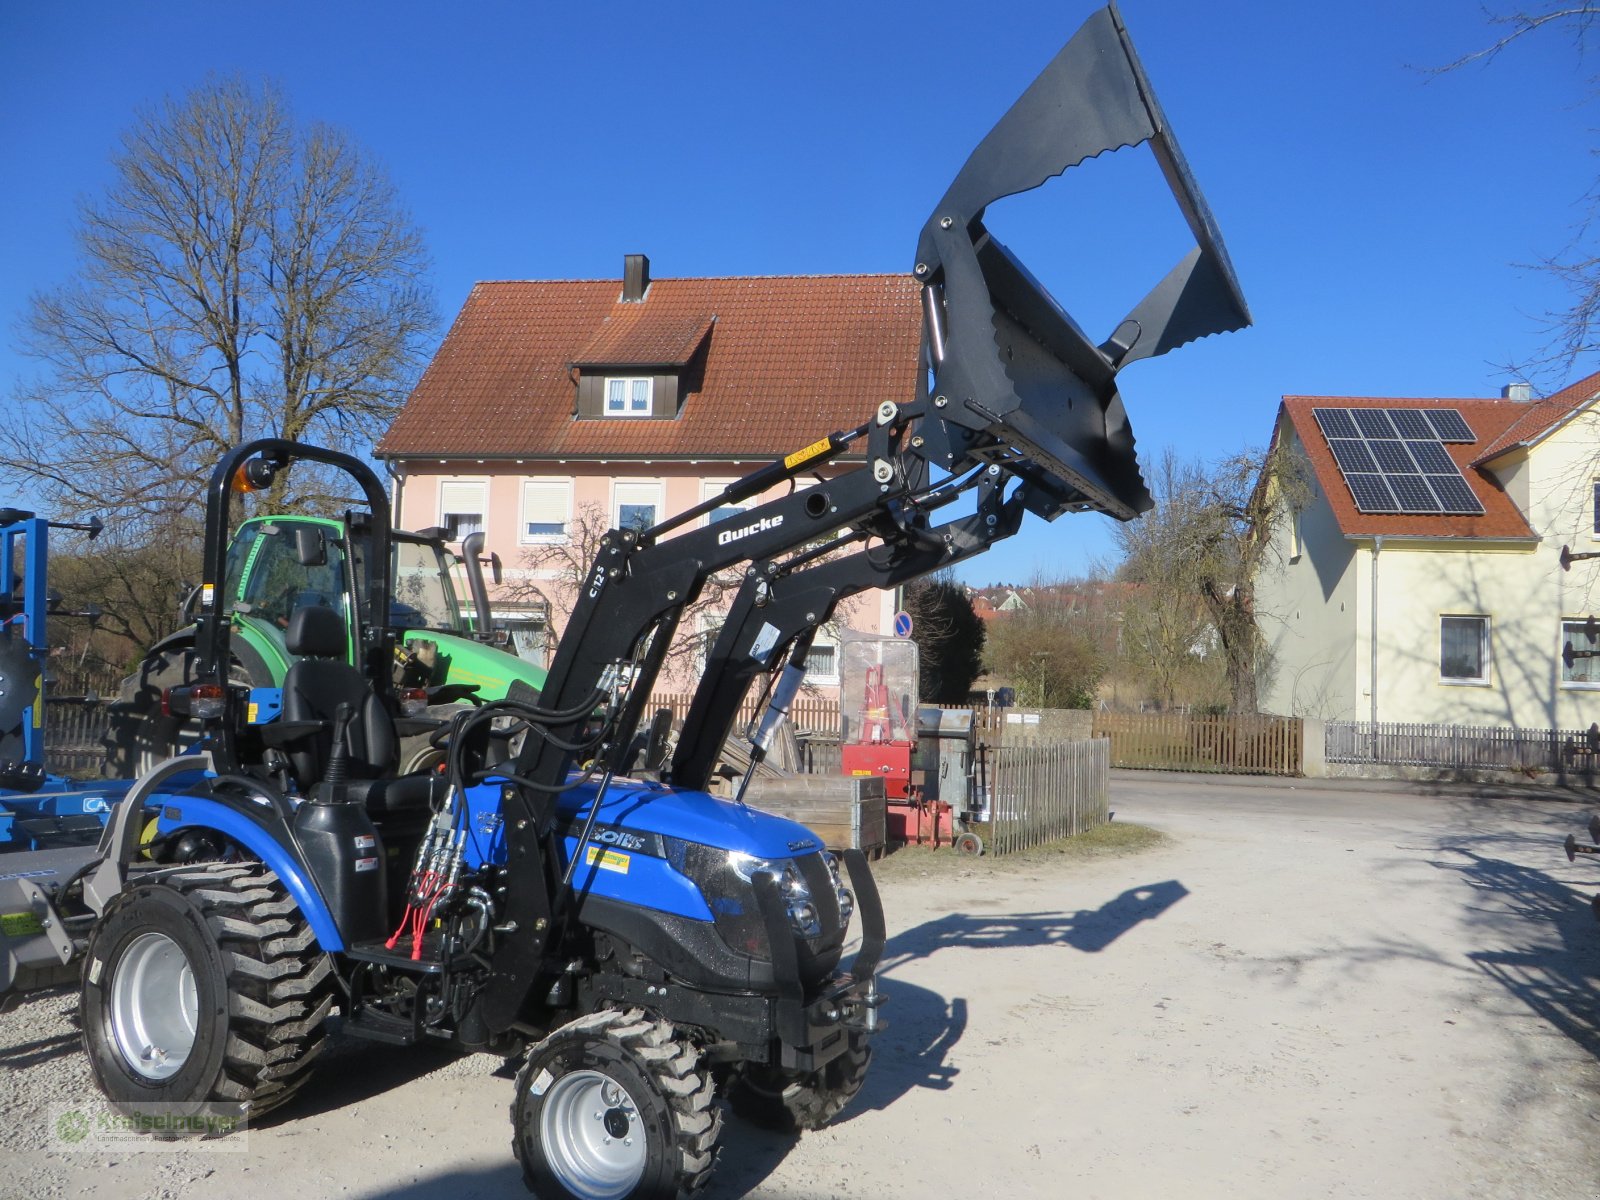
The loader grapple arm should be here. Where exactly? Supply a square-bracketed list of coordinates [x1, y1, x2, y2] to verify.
[915, 1, 1250, 520]
[475, 2, 1251, 1035]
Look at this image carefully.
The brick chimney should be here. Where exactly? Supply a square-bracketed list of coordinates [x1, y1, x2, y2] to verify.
[623, 253, 651, 302]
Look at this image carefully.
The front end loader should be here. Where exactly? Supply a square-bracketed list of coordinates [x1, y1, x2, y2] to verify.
[16, 6, 1251, 1197]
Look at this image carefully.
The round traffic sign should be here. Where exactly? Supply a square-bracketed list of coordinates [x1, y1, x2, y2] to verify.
[893, 610, 913, 638]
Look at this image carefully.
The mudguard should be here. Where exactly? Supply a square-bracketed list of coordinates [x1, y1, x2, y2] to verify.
[152, 794, 344, 950]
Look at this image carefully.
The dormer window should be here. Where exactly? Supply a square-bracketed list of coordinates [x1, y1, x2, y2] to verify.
[605, 377, 653, 417]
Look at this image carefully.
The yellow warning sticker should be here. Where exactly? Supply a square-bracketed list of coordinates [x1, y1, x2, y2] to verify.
[1, 911, 43, 938]
[247, 702, 259, 724]
[784, 437, 834, 471]
[585, 847, 631, 875]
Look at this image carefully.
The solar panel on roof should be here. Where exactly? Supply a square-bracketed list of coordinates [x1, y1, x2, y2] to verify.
[1313, 403, 1484, 516]
[1387, 474, 1441, 513]
[1389, 409, 1436, 440]
[1405, 440, 1456, 474]
[1370, 441, 1418, 474]
[1425, 473, 1484, 514]
[1424, 409, 1474, 442]
[1353, 409, 1399, 439]
[1328, 439, 1378, 473]
[1344, 473, 1397, 512]
[1313, 408, 1360, 439]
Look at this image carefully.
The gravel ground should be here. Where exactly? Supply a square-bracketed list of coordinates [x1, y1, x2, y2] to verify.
[3, 772, 1599, 1199]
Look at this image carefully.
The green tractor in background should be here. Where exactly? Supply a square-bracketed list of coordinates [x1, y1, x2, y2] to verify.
[105, 512, 546, 775]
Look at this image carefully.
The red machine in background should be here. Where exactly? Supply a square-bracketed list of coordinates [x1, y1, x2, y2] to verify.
[839, 632, 952, 845]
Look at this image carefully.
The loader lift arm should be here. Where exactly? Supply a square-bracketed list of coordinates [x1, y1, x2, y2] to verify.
[667, 467, 1043, 793]
[475, 0, 1252, 1035]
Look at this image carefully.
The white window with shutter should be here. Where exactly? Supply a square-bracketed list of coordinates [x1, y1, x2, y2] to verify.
[805, 637, 839, 684]
[613, 480, 663, 533]
[520, 478, 571, 544]
[438, 480, 486, 541]
[701, 479, 747, 527]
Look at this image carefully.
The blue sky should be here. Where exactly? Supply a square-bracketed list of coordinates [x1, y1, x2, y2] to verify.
[2, 0, 1596, 585]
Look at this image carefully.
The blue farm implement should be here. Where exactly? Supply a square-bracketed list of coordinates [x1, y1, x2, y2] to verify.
[0, 507, 136, 1001]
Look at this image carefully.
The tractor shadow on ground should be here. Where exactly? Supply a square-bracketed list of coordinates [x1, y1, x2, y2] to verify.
[714, 880, 1190, 1194]
[0, 985, 80, 1070]
[1432, 845, 1600, 1061]
[878, 878, 1190, 969]
[0, 1026, 78, 1070]
[847, 880, 1187, 1111]
[343, 1164, 524, 1200]
[255, 1023, 472, 1129]
[345, 1162, 829, 1200]
[283, 884, 1188, 1196]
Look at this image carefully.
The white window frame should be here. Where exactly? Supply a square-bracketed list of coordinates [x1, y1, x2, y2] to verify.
[804, 627, 840, 686]
[696, 610, 725, 676]
[438, 478, 487, 542]
[1439, 614, 1491, 686]
[701, 479, 748, 527]
[1560, 617, 1600, 688]
[519, 478, 572, 545]
[613, 479, 664, 534]
[604, 376, 654, 418]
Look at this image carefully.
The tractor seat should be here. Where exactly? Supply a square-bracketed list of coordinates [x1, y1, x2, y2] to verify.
[279, 606, 435, 817]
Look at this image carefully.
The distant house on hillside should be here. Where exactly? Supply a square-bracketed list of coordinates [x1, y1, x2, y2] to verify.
[1253, 373, 1600, 729]
[375, 255, 919, 694]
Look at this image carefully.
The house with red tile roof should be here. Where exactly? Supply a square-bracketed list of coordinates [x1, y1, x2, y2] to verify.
[375, 256, 921, 692]
[1254, 371, 1600, 728]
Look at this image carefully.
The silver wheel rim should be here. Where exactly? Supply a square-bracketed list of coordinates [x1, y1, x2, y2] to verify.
[110, 931, 199, 1081]
[539, 1069, 647, 1200]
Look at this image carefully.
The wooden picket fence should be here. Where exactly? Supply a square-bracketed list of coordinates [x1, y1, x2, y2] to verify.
[982, 739, 1110, 854]
[649, 692, 841, 737]
[41, 699, 113, 778]
[1091, 711, 1302, 776]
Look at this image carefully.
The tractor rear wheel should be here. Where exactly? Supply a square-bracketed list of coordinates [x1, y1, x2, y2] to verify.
[726, 1031, 872, 1132]
[80, 863, 332, 1127]
[512, 1009, 720, 1199]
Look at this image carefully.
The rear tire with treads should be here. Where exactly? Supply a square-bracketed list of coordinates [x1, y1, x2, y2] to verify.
[80, 863, 332, 1127]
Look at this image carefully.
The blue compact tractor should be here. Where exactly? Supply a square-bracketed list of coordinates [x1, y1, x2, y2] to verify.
[11, 6, 1252, 1196]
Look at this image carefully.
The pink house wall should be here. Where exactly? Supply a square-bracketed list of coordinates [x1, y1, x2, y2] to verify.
[391, 460, 897, 699]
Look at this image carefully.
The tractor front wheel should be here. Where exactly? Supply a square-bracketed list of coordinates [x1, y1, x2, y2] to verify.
[725, 1031, 872, 1133]
[80, 863, 332, 1127]
[512, 1009, 720, 1199]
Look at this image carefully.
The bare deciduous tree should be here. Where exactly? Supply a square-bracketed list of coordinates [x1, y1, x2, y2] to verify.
[3, 75, 435, 653]
[508, 503, 748, 685]
[1437, 5, 1600, 375]
[1114, 445, 1308, 714]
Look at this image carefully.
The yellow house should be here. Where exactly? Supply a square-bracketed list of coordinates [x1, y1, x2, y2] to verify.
[1256, 371, 1600, 729]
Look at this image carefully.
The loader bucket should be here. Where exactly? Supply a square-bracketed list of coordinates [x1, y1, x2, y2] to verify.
[916, 1, 1250, 521]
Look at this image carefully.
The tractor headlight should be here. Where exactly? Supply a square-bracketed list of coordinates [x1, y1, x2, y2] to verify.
[674, 842, 831, 957]
[822, 851, 854, 927]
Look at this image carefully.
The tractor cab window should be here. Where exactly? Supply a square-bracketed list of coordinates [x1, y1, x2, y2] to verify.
[235, 522, 348, 631]
[390, 539, 463, 633]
